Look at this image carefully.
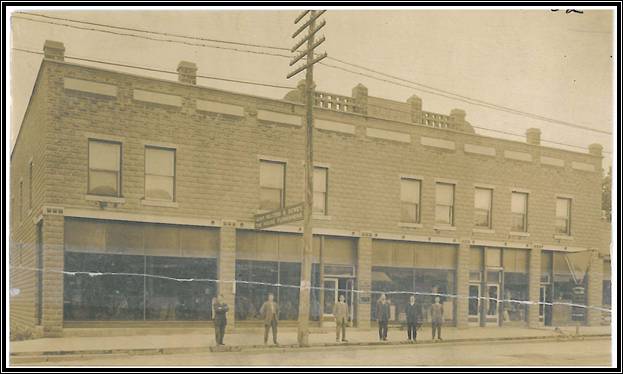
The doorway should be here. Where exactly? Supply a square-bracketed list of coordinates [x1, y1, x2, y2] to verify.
[468, 283, 481, 325]
[323, 277, 355, 321]
[540, 284, 552, 326]
[485, 284, 500, 325]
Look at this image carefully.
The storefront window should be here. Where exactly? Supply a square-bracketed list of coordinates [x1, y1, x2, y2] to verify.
[145, 256, 217, 321]
[503, 272, 529, 324]
[235, 260, 301, 321]
[64, 252, 144, 321]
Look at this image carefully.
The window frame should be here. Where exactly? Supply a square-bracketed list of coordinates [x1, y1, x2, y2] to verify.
[144, 145, 177, 202]
[88, 139, 122, 197]
[259, 159, 286, 211]
[313, 166, 329, 215]
[400, 177, 422, 224]
[555, 197, 572, 235]
[435, 182, 455, 226]
[474, 187, 493, 229]
[511, 191, 529, 232]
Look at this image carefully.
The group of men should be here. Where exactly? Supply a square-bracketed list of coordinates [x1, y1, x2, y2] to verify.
[211, 292, 444, 346]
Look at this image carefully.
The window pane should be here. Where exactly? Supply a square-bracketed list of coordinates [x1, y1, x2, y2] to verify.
[475, 188, 491, 210]
[89, 170, 118, 196]
[436, 184, 454, 205]
[401, 203, 418, 223]
[511, 213, 526, 231]
[313, 191, 326, 214]
[145, 175, 174, 201]
[474, 209, 490, 227]
[556, 198, 570, 219]
[260, 161, 284, 189]
[435, 205, 451, 224]
[260, 187, 282, 210]
[89, 141, 120, 171]
[556, 218, 569, 234]
[314, 167, 327, 193]
[145, 147, 174, 176]
[511, 193, 527, 214]
[401, 179, 420, 203]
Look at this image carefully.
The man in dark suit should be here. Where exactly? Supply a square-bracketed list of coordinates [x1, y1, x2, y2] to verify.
[213, 294, 229, 346]
[259, 293, 279, 345]
[405, 295, 421, 342]
[376, 293, 390, 341]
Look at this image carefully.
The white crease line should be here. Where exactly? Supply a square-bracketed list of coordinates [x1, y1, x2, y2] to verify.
[9, 266, 612, 313]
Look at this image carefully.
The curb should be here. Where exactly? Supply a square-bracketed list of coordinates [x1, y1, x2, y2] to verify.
[10, 334, 611, 364]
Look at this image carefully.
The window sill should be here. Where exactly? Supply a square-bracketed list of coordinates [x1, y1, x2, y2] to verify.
[85, 194, 126, 204]
[472, 228, 495, 234]
[509, 231, 530, 237]
[141, 199, 178, 208]
[554, 234, 574, 241]
[433, 225, 456, 231]
[313, 214, 332, 220]
[398, 222, 423, 228]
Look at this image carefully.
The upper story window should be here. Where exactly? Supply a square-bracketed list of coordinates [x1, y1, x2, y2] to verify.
[474, 187, 493, 228]
[400, 178, 421, 223]
[313, 167, 328, 215]
[88, 139, 121, 197]
[511, 192, 528, 232]
[145, 146, 176, 201]
[555, 197, 572, 235]
[259, 160, 285, 211]
[435, 182, 455, 225]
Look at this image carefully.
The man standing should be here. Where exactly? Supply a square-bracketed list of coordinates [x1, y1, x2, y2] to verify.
[405, 294, 421, 342]
[213, 294, 229, 346]
[259, 293, 279, 345]
[376, 293, 390, 341]
[333, 294, 349, 343]
[431, 296, 444, 341]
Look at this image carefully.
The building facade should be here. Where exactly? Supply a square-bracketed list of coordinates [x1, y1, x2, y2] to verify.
[10, 41, 611, 337]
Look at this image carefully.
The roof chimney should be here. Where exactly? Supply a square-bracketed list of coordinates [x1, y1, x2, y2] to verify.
[588, 143, 603, 157]
[352, 83, 368, 115]
[526, 128, 541, 145]
[43, 40, 65, 61]
[177, 61, 197, 85]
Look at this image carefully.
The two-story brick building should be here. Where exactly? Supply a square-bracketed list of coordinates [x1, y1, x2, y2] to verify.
[10, 41, 611, 337]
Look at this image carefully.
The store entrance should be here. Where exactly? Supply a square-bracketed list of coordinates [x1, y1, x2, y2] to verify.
[323, 277, 354, 322]
[540, 284, 552, 326]
[468, 283, 481, 325]
[485, 284, 500, 325]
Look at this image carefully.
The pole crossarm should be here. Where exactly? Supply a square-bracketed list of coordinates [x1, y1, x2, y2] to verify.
[290, 20, 326, 53]
[291, 10, 326, 38]
[289, 36, 326, 66]
[294, 10, 310, 24]
[287, 52, 328, 79]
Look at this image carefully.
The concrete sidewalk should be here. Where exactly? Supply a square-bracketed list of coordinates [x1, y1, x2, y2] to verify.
[11, 325, 611, 356]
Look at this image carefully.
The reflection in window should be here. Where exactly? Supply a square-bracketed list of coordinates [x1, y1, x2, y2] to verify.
[313, 167, 328, 215]
[145, 147, 175, 201]
[555, 198, 571, 235]
[511, 192, 528, 232]
[259, 160, 285, 211]
[435, 183, 454, 225]
[401, 178, 421, 223]
[474, 188, 492, 228]
[88, 140, 121, 196]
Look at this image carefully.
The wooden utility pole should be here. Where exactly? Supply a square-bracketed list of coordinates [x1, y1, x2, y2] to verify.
[287, 9, 327, 347]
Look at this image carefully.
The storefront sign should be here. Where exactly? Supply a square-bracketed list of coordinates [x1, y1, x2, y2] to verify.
[255, 203, 304, 229]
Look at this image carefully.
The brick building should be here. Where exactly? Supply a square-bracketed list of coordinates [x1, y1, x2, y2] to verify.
[10, 41, 611, 337]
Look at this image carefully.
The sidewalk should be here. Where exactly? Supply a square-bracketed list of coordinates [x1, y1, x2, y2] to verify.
[11, 325, 611, 356]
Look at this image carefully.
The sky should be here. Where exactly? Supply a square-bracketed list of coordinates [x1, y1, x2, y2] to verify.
[8, 7, 615, 168]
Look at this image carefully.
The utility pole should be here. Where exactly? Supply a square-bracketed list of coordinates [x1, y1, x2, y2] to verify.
[287, 9, 327, 347]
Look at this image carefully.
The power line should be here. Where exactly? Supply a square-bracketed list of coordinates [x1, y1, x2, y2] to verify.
[18, 11, 291, 52]
[13, 48, 295, 90]
[13, 47, 610, 155]
[13, 12, 612, 137]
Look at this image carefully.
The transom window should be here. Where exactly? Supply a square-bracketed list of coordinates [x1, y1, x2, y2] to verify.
[145, 146, 176, 201]
[259, 160, 285, 211]
[435, 182, 455, 225]
[555, 198, 572, 235]
[88, 140, 121, 197]
[400, 178, 421, 223]
[474, 188, 493, 228]
[313, 167, 328, 215]
[511, 192, 528, 232]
